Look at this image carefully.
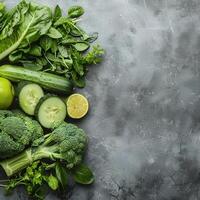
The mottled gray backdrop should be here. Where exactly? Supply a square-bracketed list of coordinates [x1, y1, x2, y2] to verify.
[1, 0, 200, 199]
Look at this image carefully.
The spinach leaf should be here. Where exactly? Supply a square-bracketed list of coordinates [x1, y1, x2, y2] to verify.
[55, 162, 68, 189]
[47, 27, 62, 39]
[71, 71, 86, 88]
[86, 32, 98, 43]
[54, 17, 69, 27]
[53, 5, 62, 22]
[50, 39, 58, 53]
[72, 164, 94, 185]
[68, 6, 84, 18]
[36, 57, 48, 67]
[40, 36, 53, 52]
[20, 60, 43, 71]
[62, 35, 78, 44]
[29, 45, 42, 56]
[73, 42, 90, 52]
[58, 45, 69, 58]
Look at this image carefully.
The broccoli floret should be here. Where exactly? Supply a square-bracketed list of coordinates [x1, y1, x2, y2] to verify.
[14, 113, 43, 142]
[0, 110, 44, 159]
[39, 123, 87, 168]
[0, 131, 24, 158]
[0, 110, 13, 121]
[0, 122, 87, 176]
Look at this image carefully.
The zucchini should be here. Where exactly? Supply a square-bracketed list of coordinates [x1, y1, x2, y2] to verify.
[18, 82, 44, 115]
[0, 65, 73, 94]
[35, 95, 67, 128]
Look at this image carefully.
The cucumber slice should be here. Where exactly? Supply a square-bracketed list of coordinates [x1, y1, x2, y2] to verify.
[35, 95, 67, 128]
[19, 83, 44, 115]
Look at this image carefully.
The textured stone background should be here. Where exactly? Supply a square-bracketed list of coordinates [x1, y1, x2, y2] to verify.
[1, 0, 200, 199]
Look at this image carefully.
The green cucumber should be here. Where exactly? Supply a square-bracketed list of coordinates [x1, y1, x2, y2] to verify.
[18, 82, 44, 115]
[0, 65, 73, 94]
[35, 95, 67, 128]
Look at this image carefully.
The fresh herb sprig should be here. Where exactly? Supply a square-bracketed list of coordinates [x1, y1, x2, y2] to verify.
[1, 161, 94, 200]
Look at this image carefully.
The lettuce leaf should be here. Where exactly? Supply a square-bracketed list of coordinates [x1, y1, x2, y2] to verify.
[0, 0, 52, 61]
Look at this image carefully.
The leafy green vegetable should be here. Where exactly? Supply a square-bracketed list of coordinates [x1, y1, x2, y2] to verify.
[58, 45, 69, 58]
[0, 2, 99, 199]
[84, 44, 105, 64]
[3, 161, 51, 199]
[53, 5, 62, 22]
[0, 1, 104, 88]
[47, 27, 62, 39]
[73, 164, 95, 185]
[40, 36, 53, 52]
[68, 6, 84, 18]
[9, 51, 23, 62]
[55, 162, 68, 189]
[20, 60, 44, 71]
[73, 42, 90, 52]
[48, 175, 59, 190]
[0, 0, 52, 60]
[29, 45, 42, 56]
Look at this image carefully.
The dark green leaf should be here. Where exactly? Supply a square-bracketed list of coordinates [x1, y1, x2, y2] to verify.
[29, 45, 42, 56]
[81, 31, 90, 41]
[34, 186, 46, 200]
[9, 51, 23, 62]
[86, 32, 98, 43]
[58, 45, 69, 58]
[46, 52, 56, 61]
[63, 24, 71, 34]
[54, 17, 69, 27]
[68, 6, 84, 18]
[73, 60, 84, 76]
[70, 26, 90, 40]
[55, 162, 68, 189]
[47, 27, 62, 39]
[73, 42, 90, 52]
[20, 60, 43, 71]
[70, 28, 82, 37]
[36, 57, 48, 67]
[51, 39, 58, 53]
[72, 164, 94, 184]
[40, 36, 53, 52]
[62, 36, 78, 44]
[53, 5, 62, 22]
[71, 71, 86, 88]
[47, 175, 59, 190]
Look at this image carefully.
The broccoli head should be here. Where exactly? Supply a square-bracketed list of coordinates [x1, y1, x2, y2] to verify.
[0, 122, 88, 176]
[0, 110, 43, 159]
[39, 122, 88, 168]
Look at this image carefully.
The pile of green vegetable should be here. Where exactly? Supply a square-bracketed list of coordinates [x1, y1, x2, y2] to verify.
[0, 0, 104, 87]
[0, 0, 104, 199]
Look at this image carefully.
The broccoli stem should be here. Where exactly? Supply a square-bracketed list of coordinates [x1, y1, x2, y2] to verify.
[0, 149, 32, 177]
[33, 145, 60, 160]
[0, 145, 59, 177]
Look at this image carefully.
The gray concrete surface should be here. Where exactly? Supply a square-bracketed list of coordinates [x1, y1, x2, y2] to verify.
[1, 0, 200, 199]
